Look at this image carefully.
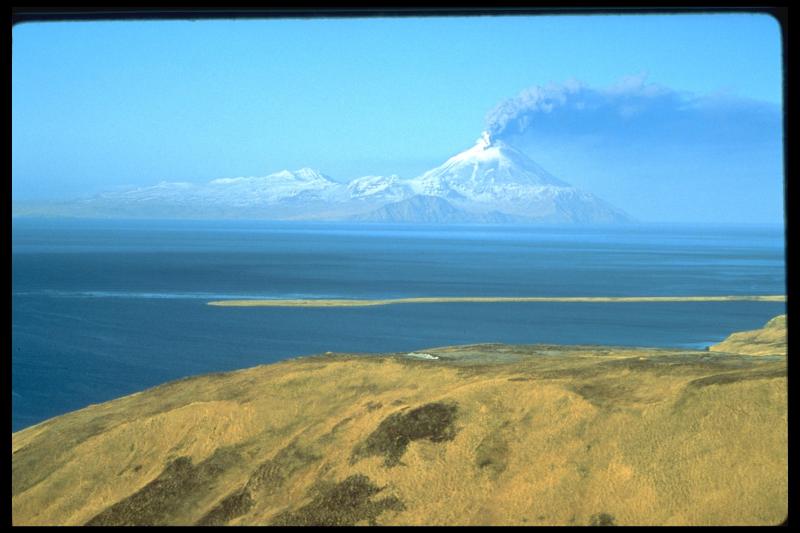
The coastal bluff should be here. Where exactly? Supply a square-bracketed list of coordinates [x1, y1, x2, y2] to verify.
[709, 314, 787, 356]
[12, 317, 787, 526]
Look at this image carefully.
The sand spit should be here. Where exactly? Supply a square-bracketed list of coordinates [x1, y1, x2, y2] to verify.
[208, 295, 786, 308]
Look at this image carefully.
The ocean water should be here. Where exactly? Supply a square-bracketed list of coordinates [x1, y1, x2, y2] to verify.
[12, 219, 786, 431]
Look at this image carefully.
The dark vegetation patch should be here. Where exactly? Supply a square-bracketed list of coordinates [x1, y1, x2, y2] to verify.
[351, 402, 459, 467]
[453, 363, 506, 378]
[570, 381, 637, 409]
[365, 401, 383, 411]
[196, 489, 253, 526]
[598, 353, 771, 374]
[533, 364, 615, 381]
[86, 447, 241, 526]
[195, 441, 320, 526]
[671, 366, 787, 413]
[270, 474, 405, 526]
[507, 377, 532, 382]
[247, 441, 321, 493]
[475, 429, 509, 477]
[686, 367, 786, 389]
[589, 512, 616, 526]
[319, 416, 354, 442]
[339, 382, 384, 396]
[535, 352, 772, 381]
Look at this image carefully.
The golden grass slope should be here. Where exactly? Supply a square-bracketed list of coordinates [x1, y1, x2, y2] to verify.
[709, 314, 787, 356]
[12, 320, 787, 526]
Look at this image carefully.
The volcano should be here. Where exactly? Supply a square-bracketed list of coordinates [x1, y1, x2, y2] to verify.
[15, 133, 632, 224]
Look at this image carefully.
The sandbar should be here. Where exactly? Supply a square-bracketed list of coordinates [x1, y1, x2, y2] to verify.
[207, 294, 786, 308]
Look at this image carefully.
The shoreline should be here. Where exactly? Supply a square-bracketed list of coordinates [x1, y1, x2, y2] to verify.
[207, 294, 786, 308]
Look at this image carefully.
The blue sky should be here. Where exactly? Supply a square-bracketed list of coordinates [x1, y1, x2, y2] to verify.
[12, 13, 784, 223]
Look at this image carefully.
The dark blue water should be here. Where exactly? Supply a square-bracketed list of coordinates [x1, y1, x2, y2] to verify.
[12, 219, 786, 431]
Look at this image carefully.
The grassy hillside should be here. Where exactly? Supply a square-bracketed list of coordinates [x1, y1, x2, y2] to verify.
[12, 318, 787, 526]
[709, 314, 786, 356]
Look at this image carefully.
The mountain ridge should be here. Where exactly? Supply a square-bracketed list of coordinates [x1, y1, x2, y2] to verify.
[13, 134, 632, 224]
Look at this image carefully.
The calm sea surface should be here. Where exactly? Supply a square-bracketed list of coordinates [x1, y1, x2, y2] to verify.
[12, 219, 786, 431]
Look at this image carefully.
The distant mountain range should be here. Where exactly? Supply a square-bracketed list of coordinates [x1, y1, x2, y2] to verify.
[13, 133, 632, 224]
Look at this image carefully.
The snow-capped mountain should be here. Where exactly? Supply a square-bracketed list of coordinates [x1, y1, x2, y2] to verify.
[410, 131, 568, 199]
[94, 168, 345, 207]
[15, 133, 631, 224]
[399, 132, 629, 223]
[346, 175, 412, 204]
[206, 168, 345, 204]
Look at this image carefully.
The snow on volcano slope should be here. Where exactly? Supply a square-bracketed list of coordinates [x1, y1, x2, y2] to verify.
[404, 132, 630, 223]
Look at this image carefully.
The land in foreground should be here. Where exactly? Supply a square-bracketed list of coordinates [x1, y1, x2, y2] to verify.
[12, 316, 787, 526]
